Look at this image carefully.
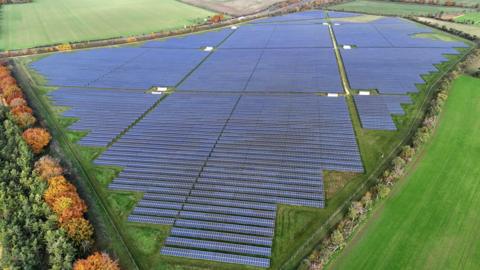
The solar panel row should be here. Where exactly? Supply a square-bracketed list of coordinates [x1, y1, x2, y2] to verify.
[354, 95, 412, 130]
[49, 88, 159, 147]
[142, 28, 233, 49]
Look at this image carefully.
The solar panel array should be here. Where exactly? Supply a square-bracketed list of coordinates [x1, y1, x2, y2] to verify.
[30, 9, 467, 267]
[49, 88, 159, 147]
[178, 48, 343, 93]
[342, 47, 458, 94]
[95, 93, 362, 267]
[142, 28, 233, 49]
[354, 95, 412, 130]
[334, 17, 465, 95]
[220, 24, 332, 49]
[334, 17, 467, 48]
[327, 11, 361, 18]
[251, 10, 325, 24]
[31, 48, 209, 90]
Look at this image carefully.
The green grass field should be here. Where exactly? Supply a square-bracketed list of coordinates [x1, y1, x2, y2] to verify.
[455, 12, 480, 25]
[0, 0, 213, 51]
[329, 0, 474, 16]
[329, 75, 480, 270]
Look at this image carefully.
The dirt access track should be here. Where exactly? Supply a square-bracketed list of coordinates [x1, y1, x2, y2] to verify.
[180, 0, 286, 16]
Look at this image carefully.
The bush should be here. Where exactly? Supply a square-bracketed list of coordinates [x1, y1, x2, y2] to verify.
[44, 175, 77, 205]
[73, 252, 120, 270]
[34, 155, 64, 180]
[61, 218, 94, 249]
[11, 104, 33, 115]
[12, 112, 36, 128]
[22, 127, 52, 154]
[377, 184, 391, 199]
[400, 145, 415, 162]
[9, 97, 27, 107]
[52, 194, 88, 223]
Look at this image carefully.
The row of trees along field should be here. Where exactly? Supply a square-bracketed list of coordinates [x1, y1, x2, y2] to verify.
[0, 65, 119, 270]
[384, 0, 479, 8]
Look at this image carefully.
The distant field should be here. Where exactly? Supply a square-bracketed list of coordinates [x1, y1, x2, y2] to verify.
[0, 0, 213, 51]
[329, 0, 474, 16]
[180, 0, 284, 16]
[435, 0, 479, 6]
[455, 12, 480, 25]
[418, 17, 480, 37]
[329, 76, 480, 270]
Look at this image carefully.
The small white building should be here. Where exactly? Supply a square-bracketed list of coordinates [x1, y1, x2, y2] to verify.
[204, 46, 214, 52]
[343, 45, 352, 50]
[231, 26, 238, 30]
[327, 93, 339, 97]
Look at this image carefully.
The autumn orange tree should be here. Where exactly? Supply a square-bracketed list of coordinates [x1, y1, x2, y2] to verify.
[73, 252, 120, 270]
[34, 155, 64, 180]
[61, 217, 94, 247]
[22, 127, 51, 154]
[52, 192, 88, 223]
[44, 175, 76, 205]
[12, 112, 36, 128]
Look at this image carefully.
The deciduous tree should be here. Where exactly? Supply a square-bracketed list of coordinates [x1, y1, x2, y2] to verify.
[12, 112, 36, 128]
[73, 252, 120, 270]
[61, 217, 94, 248]
[34, 155, 64, 180]
[22, 127, 52, 154]
[52, 194, 87, 223]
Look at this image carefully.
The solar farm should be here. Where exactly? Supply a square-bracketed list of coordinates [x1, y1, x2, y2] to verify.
[24, 10, 468, 269]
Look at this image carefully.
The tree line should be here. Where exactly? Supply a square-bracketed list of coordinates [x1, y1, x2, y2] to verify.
[0, 65, 119, 269]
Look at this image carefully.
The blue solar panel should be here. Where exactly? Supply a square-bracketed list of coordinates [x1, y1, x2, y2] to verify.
[333, 17, 467, 48]
[342, 47, 459, 94]
[354, 95, 412, 130]
[48, 88, 159, 147]
[179, 48, 342, 92]
[30, 48, 143, 87]
[251, 10, 325, 24]
[142, 28, 233, 49]
[327, 11, 362, 18]
[177, 49, 263, 91]
[90, 49, 209, 89]
[31, 48, 209, 90]
[245, 48, 342, 93]
[221, 24, 331, 49]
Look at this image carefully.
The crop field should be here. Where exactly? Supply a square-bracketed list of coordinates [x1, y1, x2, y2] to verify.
[329, 0, 475, 16]
[180, 0, 285, 16]
[329, 75, 480, 270]
[455, 12, 480, 25]
[18, 10, 471, 270]
[0, 0, 213, 51]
